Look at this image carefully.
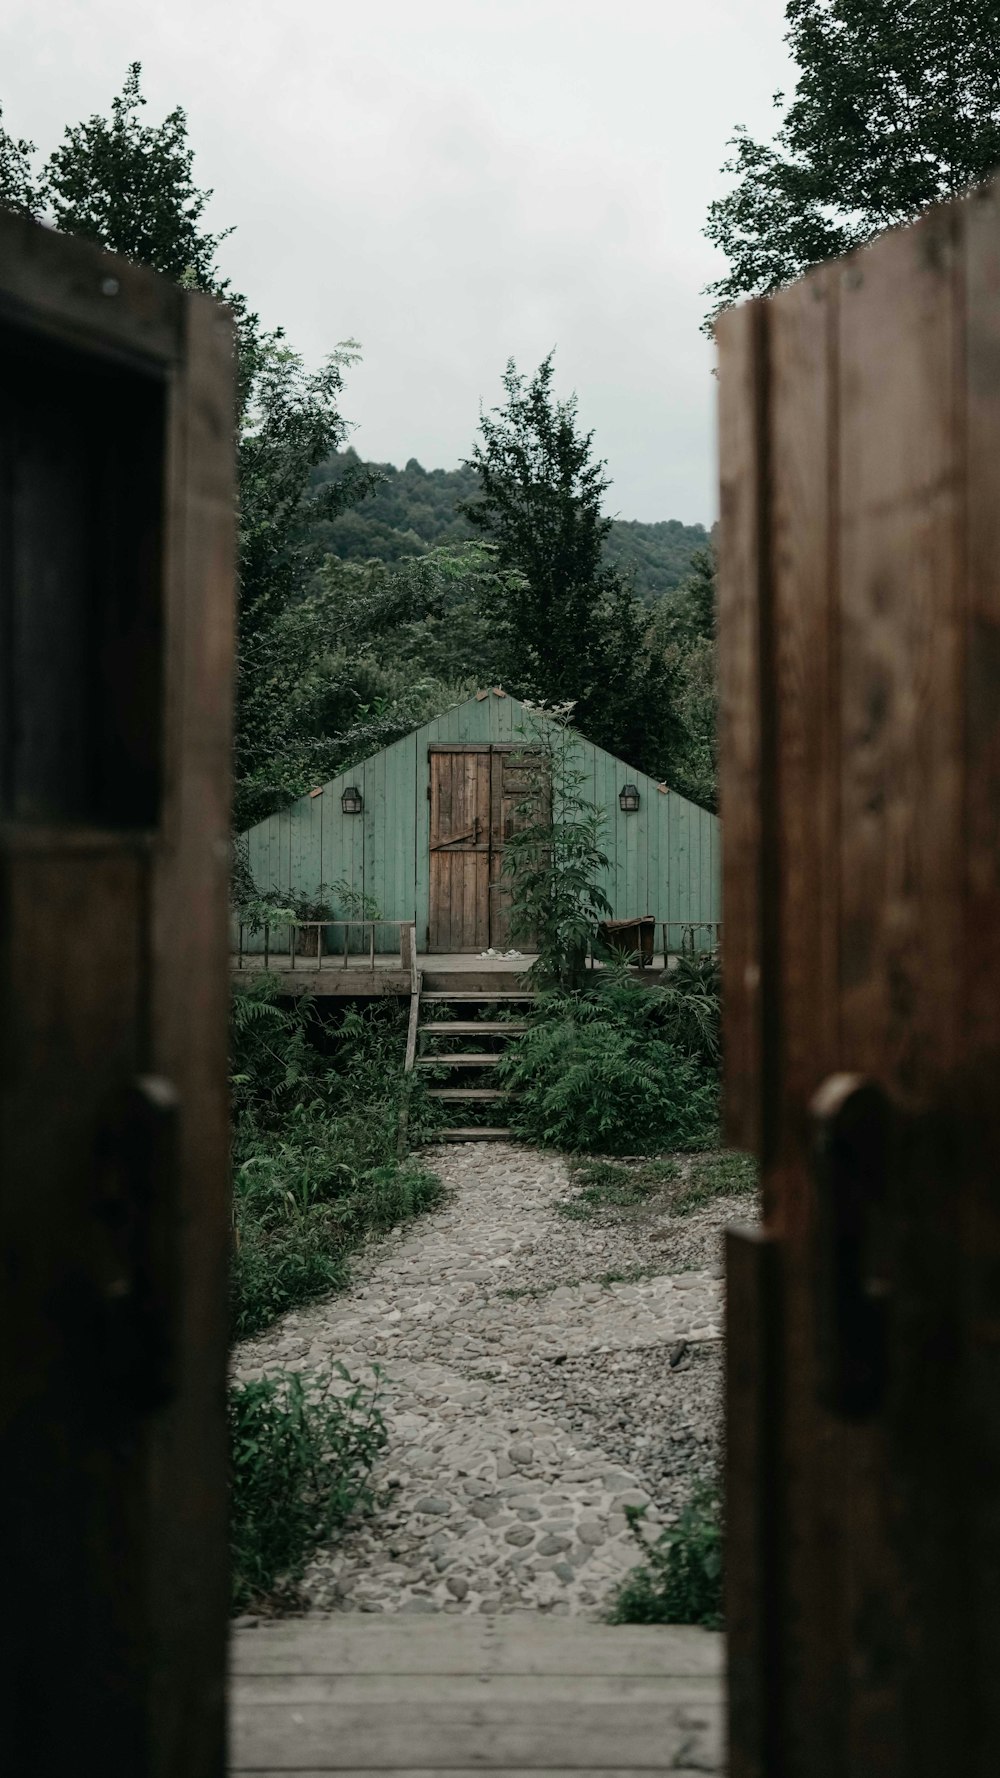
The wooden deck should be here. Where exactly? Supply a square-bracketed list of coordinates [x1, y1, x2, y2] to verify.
[230, 1616, 726, 1774]
[231, 954, 679, 998]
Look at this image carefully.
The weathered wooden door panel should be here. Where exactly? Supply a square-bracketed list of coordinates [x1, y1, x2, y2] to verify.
[489, 747, 547, 950]
[428, 746, 549, 951]
[0, 214, 234, 1775]
[718, 181, 1000, 1778]
[428, 747, 491, 950]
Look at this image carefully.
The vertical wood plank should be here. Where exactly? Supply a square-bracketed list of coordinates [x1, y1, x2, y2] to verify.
[351, 765, 366, 918]
[962, 171, 1000, 1778]
[151, 290, 235, 1778]
[839, 209, 963, 1097]
[365, 746, 386, 932]
[666, 790, 680, 937]
[838, 202, 965, 1777]
[766, 263, 846, 1778]
[402, 732, 419, 937]
[716, 299, 768, 1152]
[610, 748, 625, 917]
[413, 736, 428, 951]
[320, 775, 339, 910]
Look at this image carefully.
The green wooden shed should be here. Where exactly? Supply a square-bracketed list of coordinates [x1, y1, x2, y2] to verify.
[239, 690, 720, 955]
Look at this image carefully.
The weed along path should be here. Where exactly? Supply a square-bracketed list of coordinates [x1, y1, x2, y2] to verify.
[232, 1141, 750, 1619]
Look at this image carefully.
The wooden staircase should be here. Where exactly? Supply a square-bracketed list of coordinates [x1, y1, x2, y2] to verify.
[411, 987, 536, 1142]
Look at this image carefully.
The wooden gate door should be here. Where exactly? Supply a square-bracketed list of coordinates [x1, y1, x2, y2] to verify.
[428, 747, 492, 951]
[718, 181, 1000, 1778]
[0, 216, 235, 1774]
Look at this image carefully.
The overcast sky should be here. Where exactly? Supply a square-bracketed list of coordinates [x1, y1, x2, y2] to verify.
[2, 0, 792, 523]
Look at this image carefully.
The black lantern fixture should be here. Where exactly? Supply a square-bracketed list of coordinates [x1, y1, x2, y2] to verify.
[341, 785, 363, 815]
[619, 783, 640, 813]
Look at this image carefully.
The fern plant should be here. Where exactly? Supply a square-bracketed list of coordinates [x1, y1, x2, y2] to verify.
[497, 966, 720, 1153]
[501, 706, 611, 989]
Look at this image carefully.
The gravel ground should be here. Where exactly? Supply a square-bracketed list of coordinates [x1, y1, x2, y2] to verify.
[232, 1142, 756, 1620]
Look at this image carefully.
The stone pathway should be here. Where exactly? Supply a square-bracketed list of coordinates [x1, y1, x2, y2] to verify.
[233, 1142, 743, 1619]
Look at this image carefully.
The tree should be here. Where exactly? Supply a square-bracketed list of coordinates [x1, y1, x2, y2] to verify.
[462, 353, 679, 775]
[41, 63, 231, 289]
[648, 548, 718, 810]
[0, 105, 41, 216]
[500, 709, 612, 992]
[0, 65, 383, 829]
[704, 0, 1000, 323]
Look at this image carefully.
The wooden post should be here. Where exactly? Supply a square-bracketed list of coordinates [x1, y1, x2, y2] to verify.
[400, 921, 414, 976]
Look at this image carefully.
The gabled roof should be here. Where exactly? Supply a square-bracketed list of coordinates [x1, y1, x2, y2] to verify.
[239, 687, 719, 842]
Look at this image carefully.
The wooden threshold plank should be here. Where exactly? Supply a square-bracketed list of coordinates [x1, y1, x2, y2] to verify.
[232, 1769, 721, 1778]
[229, 1698, 724, 1772]
[231, 1675, 723, 1706]
[230, 1624, 725, 1679]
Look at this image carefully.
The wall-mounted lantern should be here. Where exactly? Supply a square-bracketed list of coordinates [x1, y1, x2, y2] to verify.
[341, 785, 364, 815]
[619, 783, 640, 813]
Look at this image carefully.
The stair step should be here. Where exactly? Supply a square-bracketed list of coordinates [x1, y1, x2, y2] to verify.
[427, 1087, 508, 1101]
[436, 1126, 514, 1142]
[418, 1021, 528, 1036]
[416, 1053, 500, 1068]
[421, 992, 536, 1003]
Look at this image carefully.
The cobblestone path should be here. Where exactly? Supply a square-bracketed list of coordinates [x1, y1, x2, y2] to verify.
[233, 1142, 739, 1619]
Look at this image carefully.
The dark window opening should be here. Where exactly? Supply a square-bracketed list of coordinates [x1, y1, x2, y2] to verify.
[0, 321, 166, 827]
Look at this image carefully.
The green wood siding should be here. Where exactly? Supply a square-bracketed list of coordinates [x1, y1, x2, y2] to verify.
[239, 691, 721, 953]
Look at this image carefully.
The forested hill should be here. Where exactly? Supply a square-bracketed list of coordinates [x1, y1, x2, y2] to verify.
[310, 449, 713, 604]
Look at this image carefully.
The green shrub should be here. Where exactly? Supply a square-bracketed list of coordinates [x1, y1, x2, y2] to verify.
[229, 1366, 386, 1611]
[655, 951, 722, 1071]
[497, 971, 719, 1153]
[230, 980, 443, 1337]
[609, 1485, 723, 1629]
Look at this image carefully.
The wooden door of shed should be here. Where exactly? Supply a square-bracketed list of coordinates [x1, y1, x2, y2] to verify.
[489, 746, 547, 950]
[0, 214, 235, 1775]
[717, 180, 1000, 1778]
[428, 747, 492, 950]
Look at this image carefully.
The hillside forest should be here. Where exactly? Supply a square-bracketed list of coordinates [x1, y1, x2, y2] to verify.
[0, 67, 719, 834]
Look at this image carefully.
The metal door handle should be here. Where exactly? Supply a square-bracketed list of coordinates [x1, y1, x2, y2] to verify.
[810, 1073, 892, 1419]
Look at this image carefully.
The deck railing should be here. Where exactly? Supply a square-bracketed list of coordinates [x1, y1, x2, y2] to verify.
[659, 920, 722, 955]
[233, 917, 718, 972]
[234, 919, 417, 974]
[586, 919, 722, 968]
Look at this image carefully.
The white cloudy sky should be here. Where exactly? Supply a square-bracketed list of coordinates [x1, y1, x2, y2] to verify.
[1, 0, 792, 522]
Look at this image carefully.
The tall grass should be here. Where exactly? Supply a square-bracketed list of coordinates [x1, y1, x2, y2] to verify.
[229, 1366, 386, 1610]
[231, 979, 442, 1338]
